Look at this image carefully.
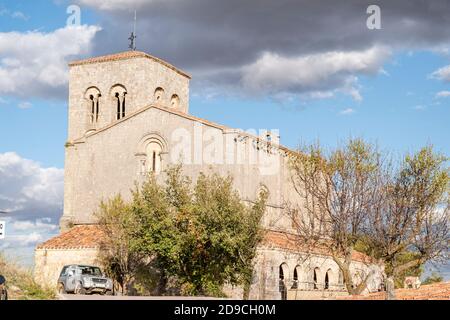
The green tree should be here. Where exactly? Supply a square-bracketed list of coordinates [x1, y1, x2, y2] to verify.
[96, 195, 148, 295]
[288, 138, 384, 295]
[422, 272, 444, 285]
[126, 166, 268, 297]
[185, 171, 268, 296]
[288, 140, 449, 298]
[366, 146, 449, 298]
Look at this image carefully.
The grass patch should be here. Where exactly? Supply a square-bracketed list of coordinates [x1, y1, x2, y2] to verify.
[0, 252, 56, 300]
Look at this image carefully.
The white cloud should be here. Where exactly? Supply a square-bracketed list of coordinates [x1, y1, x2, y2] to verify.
[414, 105, 427, 111]
[0, 9, 28, 20]
[430, 65, 450, 82]
[0, 24, 100, 99]
[340, 108, 355, 115]
[17, 101, 32, 109]
[12, 218, 58, 232]
[240, 46, 390, 100]
[435, 90, 450, 98]
[308, 91, 335, 99]
[0, 152, 63, 219]
[0, 215, 59, 264]
[11, 11, 28, 20]
[0, 153, 62, 261]
[7, 232, 44, 247]
[78, 0, 151, 10]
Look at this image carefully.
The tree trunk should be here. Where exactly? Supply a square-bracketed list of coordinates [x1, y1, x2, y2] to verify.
[385, 276, 396, 300]
[157, 271, 168, 295]
[243, 281, 251, 300]
[332, 248, 361, 295]
[122, 275, 132, 296]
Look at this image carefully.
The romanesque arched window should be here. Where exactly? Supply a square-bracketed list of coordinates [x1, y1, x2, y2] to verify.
[170, 94, 180, 109]
[291, 266, 300, 289]
[279, 263, 289, 300]
[313, 267, 320, 290]
[325, 269, 332, 290]
[338, 269, 344, 287]
[146, 140, 163, 174]
[154, 87, 165, 103]
[111, 84, 127, 120]
[85, 87, 101, 126]
[137, 133, 167, 176]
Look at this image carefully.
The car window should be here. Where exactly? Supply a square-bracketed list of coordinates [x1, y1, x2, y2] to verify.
[60, 266, 68, 276]
[79, 266, 102, 276]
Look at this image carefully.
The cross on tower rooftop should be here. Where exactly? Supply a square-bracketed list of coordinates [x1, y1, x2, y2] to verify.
[128, 10, 137, 51]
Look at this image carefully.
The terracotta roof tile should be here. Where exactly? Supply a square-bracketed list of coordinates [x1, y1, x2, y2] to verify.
[36, 225, 105, 250]
[337, 282, 450, 300]
[263, 230, 373, 263]
[36, 226, 373, 265]
[69, 50, 191, 79]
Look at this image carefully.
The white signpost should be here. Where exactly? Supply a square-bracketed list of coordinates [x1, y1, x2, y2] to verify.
[0, 221, 5, 239]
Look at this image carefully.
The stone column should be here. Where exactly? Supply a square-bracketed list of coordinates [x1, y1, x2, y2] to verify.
[385, 276, 396, 300]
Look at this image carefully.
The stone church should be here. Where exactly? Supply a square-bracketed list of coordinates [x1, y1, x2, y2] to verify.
[35, 50, 384, 299]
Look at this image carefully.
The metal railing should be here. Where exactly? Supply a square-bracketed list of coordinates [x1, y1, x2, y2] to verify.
[287, 280, 346, 292]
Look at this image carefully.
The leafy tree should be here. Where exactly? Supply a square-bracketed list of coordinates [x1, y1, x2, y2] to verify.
[366, 146, 449, 298]
[288, 138, 384, 295]
[422, 272, 444, 285]
[129, 171, 181, 295]
[116, 166, 268, 297]
[95, 195, 148, 295]
[288, 140, 449, 299]
[186, 171, 268, 296]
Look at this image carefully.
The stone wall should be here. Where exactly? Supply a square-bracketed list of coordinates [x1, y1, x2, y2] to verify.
[68, 55, 190, 142]
[52, 51, 386, 298]
[61, 104, 299, 231]
[34, 243, 384, 299]
[62, 52, 305, 231]
[34, 248, 100, 288]
[246, 247, 384, 300]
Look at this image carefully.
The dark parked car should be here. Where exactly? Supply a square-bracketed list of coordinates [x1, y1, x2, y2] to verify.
[0, 275, 7, 300]
[57, 265, 113, 295]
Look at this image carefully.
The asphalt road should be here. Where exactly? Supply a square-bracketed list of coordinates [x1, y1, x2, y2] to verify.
[59, 294, 225, 300]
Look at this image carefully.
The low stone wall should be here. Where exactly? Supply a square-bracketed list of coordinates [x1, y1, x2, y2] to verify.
[34, 248, 100, 289]
[287, 289, 349, 300]
[338, 282, 450, 300]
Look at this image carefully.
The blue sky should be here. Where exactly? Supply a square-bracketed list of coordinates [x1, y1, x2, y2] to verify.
[0, 0, 449, 278]
[2, 51, 449, 169]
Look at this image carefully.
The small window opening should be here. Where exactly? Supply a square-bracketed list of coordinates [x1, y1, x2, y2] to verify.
[115, 92, 121, 120]
[313, 269, 318, 290]
[152, 151, 156, 172]
[292, 268, 298, 289]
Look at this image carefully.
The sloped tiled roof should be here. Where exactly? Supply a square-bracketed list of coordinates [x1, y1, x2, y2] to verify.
[338, 282, 450, 300]
[37, 225, 372, 265]
[263, 230, 373, 263]
[68, 50, 191, 79]
[36, 225, 105, 250]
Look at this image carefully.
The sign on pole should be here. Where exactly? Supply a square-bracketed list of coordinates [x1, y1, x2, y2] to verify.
[0, 221, 5, 239]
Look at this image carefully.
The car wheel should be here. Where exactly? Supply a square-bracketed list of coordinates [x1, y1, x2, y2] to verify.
[57, 283, 66, 294]
[75, 282, 86, 295]
[105, 290, 113, 296]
